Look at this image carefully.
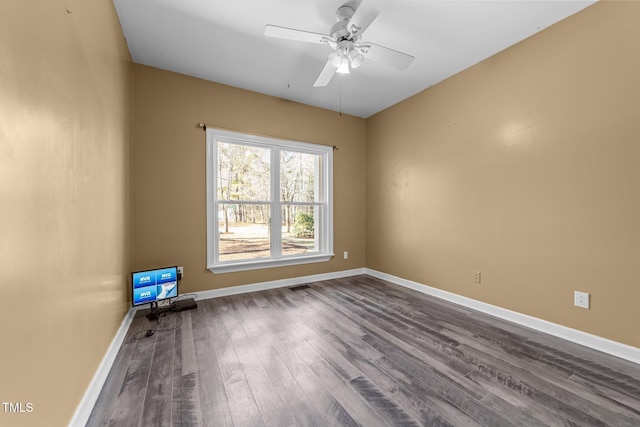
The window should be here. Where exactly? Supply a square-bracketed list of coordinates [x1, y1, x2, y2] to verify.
[206, 128, 333, 273]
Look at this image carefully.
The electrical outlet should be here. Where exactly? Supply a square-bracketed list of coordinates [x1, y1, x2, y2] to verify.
[343, 251, 349, 260]
[473, 271, 481, 283]
[574, 291, 589, 309]
[177, 266, 184, 280]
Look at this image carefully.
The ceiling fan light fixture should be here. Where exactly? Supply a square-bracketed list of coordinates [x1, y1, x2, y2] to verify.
[349, 50, 365, 69]
[336, 59, 350, 74]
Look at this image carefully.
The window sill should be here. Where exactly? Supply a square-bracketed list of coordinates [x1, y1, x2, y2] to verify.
[208, 253, 334, 274]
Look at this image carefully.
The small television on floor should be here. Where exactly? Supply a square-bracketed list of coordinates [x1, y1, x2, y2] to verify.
[132, 266, 179, 307]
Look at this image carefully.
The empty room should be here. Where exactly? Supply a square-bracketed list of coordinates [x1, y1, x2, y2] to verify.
[2, 0, 640, 426]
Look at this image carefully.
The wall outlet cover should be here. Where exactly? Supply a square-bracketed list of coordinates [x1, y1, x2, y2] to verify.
[574, 291, 590, 309]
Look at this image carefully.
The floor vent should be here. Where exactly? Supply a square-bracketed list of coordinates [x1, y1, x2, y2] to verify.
[289, 284, 310, 291]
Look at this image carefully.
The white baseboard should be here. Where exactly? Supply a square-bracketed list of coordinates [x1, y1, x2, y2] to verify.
[189, 268, 367, 301]
[365, 268, 640, 365]
[68, 306, 137, 427]
[72, 266, 639, 425]
[70, 268, 366, 425]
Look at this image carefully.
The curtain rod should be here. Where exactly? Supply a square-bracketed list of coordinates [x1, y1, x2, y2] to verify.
[197, 123, 339, 150]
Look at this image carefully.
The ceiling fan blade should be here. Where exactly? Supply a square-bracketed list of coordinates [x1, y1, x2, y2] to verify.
[347, 0, 381, 37]
[313, 60, 338, 87]
[362, 43, 414, 70]
[264, 25, 330, 45]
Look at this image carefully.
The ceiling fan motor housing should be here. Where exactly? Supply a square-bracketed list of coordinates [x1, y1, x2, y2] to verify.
[330, 19, 350, 41]
[331, 5, 361, 43]
[335, 5, 355, 22]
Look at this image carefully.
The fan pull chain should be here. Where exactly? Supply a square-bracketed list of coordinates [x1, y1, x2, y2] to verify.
[339, 83, 343, 117]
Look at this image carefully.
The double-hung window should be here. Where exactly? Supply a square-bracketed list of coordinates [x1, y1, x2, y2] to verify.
[206, 128, 333, 273]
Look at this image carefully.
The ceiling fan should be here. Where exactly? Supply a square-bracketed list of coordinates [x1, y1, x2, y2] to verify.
[264, 1, 414, 87]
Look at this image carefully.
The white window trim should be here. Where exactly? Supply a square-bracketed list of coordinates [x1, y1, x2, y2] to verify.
[206, 128, 334, 274]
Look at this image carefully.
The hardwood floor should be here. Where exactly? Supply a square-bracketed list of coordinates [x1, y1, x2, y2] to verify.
[87, 275, 640, 426]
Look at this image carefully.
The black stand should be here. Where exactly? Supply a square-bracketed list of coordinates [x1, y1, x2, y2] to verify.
[146, 301, 163, 323]
[145, 298, 197, 322]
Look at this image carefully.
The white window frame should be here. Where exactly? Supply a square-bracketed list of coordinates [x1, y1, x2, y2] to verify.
[206, 128, 334, 273]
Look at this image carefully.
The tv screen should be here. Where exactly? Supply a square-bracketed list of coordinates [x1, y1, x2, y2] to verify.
[132, 266, 179, 306]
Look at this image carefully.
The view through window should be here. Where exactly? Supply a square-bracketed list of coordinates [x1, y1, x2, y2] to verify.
[206, 128, 333, 273]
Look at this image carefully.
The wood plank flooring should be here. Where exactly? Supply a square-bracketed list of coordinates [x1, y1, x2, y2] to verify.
[87, 275, 640, 426]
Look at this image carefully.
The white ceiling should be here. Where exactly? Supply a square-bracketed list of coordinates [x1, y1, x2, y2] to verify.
[112, 0, 596, 118]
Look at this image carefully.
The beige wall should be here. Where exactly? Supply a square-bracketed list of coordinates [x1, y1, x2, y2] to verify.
[1, 1, 638, 424]
[367, 1, 640, 348]
[0, 1, 131, 426]
[132, 65, 366, 292]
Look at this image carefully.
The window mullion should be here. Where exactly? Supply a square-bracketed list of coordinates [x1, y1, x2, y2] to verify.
[271, 147, 282, 257]
[213, 200, 219, 265]
[208, 136, 218, 267]
[207, 127, 333, 273]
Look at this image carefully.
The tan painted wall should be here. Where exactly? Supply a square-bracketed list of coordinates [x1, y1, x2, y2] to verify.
[2, 1, 636, 423]
[0, 1, 131, 426]
[132, 65, 366, 292]
[367, 1, 640, 347]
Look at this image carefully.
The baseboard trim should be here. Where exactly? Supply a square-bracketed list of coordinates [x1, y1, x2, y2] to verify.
[73, 265, 639, 424]
[70, 267, 367, 425]
[365, 268, 640, 365]
[191, 267, 367, 301]
[126, 268, 367, 313]
[68, 306, 137, 427]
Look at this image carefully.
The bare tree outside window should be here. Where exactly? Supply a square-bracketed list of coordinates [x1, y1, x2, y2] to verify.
[207, 128, 333, 273]
[215, 142, 320, 261]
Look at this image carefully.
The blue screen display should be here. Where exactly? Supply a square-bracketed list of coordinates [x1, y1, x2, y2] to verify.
[132, 266, 178, 306]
